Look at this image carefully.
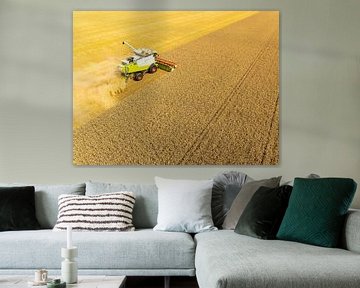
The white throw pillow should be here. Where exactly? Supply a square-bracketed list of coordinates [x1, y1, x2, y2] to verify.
[53, 192, 135, 232]
[153, 177, 217, 233]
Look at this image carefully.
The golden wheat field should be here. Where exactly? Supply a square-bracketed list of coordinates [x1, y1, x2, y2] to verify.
[73, 11, 279, 165]
[73, 11, 258, 129]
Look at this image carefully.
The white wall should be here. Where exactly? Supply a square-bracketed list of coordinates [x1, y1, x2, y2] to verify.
[0, 0, 359, 207]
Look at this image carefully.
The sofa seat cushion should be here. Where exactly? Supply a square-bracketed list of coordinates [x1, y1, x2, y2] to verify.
[0, 229, 195, 270]
[195, 230, 360, 288]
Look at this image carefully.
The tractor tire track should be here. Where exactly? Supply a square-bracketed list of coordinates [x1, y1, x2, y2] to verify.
[262, 97, 279, 164]
[185, 31, 279, 165]
[179, 31, 278, 164]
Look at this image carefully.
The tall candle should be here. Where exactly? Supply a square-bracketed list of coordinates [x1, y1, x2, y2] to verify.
[67, 225, 72, 249]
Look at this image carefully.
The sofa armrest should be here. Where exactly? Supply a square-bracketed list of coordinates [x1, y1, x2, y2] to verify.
[342, 209, 360, 253]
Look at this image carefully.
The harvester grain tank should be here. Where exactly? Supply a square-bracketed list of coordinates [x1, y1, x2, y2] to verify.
[119, 41, 177, 81]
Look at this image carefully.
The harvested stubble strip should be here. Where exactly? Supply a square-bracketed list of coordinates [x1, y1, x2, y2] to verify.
[182, 31, 279, 165]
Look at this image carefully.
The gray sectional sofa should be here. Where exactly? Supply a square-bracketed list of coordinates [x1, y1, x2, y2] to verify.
[1, 181, 360, 288]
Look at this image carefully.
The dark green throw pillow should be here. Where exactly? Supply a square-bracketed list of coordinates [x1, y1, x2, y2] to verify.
[235, 185, 292, 239]
[277, 178, 357, 247]
[0, 186, 41, 231]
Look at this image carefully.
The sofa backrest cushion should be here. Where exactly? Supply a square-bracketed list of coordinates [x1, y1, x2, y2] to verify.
[86, 181, 158, 229]
[0, 183, 86, 229]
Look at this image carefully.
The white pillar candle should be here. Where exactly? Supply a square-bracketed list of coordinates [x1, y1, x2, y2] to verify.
[67, 225, 72, 249]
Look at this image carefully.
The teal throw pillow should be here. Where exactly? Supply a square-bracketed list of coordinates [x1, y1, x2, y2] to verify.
[277, 178, 357, 247]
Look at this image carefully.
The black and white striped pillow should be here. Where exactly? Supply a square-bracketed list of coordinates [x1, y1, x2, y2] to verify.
[53, 192, 135, 231]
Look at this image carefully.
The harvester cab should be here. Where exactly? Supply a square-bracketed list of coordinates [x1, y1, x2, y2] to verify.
[119, 41, 177, 81]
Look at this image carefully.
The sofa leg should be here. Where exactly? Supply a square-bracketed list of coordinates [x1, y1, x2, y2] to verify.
[164, 276, 170, 288]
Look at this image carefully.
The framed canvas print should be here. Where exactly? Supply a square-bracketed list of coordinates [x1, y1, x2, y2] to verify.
[73, 11, 279, 165]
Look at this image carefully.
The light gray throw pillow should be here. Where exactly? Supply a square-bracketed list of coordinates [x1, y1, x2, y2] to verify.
[222, 176, 281, 230]
[153, 177, 217, 233]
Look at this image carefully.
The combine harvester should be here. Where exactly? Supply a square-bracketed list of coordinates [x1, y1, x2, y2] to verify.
[119, 41, 177, 81]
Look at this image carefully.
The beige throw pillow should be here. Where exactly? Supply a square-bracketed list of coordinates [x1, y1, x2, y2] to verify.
[222, 176, 281, 230]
